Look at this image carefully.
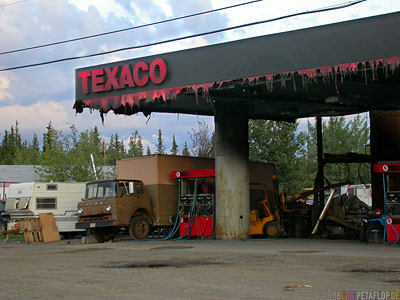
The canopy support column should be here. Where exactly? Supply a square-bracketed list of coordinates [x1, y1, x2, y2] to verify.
[214, 101, 250, 240]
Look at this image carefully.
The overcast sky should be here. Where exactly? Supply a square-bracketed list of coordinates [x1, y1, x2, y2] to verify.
[0, 0, 399, 153]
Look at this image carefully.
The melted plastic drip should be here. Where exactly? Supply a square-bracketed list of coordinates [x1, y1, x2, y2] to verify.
[76, 56, 400, 116]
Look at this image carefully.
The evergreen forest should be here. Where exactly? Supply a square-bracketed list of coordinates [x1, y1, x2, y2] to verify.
[0, 115, 370, 195]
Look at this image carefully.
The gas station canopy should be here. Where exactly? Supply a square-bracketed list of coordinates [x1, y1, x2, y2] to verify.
[74, 12, 400, 122]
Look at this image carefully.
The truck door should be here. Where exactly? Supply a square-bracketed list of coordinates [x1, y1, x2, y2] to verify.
[134, 182, 151, 209]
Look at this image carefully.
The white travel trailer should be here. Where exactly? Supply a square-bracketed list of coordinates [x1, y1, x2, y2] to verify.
[5, 182, 86, 238]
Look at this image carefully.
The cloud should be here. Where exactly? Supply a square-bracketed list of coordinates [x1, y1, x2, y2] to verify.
[69, 0, 132, 20]
[153, 0, 173, 18]
[0, 76, 12, 101]
[140, 138, 156, 153]
[219, 0, 400, 40]
[0, 101, 70, 136]
[0, 77, 10, 89]
[147, 36, 209, 56]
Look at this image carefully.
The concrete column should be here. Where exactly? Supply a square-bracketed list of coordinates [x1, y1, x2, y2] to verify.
[214, 101, 249, 240]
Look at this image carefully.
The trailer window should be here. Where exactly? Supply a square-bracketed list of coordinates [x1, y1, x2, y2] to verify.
[46, 184, 58, 191]
[36, 198, 56, 209]
[16, 197, 30, 209]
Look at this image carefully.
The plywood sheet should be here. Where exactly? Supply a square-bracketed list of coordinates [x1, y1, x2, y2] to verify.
[38, 213, 60, 243]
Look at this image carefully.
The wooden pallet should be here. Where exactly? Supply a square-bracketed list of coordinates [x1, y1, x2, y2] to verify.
[22, 218, 43, 243]
[21, 213, 60, 243]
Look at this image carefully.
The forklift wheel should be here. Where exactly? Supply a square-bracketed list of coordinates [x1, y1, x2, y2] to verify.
[263, 221, 281, 239]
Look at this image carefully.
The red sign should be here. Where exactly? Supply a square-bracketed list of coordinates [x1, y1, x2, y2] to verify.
[373, 164, 400, 173]
[171, 169, 215, 179]
[78, 58, 167, 94]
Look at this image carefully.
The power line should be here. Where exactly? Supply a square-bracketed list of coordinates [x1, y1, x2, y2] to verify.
[0, 0, 29, 8]
[0, 0, 367, 72]
[0, 0, 263, 55]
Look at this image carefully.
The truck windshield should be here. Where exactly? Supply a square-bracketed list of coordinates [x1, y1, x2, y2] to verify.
[85, 181, 116, 200]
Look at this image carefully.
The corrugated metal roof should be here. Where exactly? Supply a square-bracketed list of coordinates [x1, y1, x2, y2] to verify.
[0, 165, 115, 184]
[0, 165, 41, 183]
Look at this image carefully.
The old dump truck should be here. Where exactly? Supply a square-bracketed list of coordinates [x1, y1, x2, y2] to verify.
[76, 154, 274, 242]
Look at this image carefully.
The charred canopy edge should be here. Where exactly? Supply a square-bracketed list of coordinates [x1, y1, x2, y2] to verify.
[73, 57, 400, 122]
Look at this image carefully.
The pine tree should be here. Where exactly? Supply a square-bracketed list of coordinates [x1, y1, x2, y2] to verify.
[0, 130, 11, 164]
[66, 126, 104, 182]
[156, 129, 166, 154]
[170, 135, 178, 155]
[106, 133, 126, 165]
[182, 141, 190, 156]
[28, 133, 41, 164]
[137, 136, 144, 156]
[42, 121, 56, 152]
[127, 130, 143, 157]
[0, 121, 22, 164]
[146, 145, 151, 155]
[37, 122, 69, 181]
[14, 121, 22, 152]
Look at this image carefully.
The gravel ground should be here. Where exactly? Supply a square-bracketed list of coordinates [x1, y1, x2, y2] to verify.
[0, 237, 399, 300]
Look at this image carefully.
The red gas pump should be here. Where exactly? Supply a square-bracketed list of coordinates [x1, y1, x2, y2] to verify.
[172, 169, 215, 238]
[373, 163, 400, 243]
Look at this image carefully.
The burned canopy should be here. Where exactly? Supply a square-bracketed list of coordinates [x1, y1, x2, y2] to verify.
[74, 12, 400, 122]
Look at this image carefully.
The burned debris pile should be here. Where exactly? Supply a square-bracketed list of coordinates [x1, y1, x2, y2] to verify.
[321, 194, 374, 239]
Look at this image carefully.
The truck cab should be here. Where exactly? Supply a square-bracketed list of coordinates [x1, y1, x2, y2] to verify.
[76, 179, 153, 242]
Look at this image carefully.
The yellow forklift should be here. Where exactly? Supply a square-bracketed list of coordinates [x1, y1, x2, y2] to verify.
[250, 176, 285, 238]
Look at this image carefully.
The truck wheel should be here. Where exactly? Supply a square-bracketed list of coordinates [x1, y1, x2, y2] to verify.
[94, 228, 115, 243]
[263, 221, 281, 239]
[129, 216, 150, 240]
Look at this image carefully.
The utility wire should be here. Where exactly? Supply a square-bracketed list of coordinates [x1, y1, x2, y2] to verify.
[0, 0, 367, 72]
[0, 0, 29, 8]
[0, 0, 263, 55]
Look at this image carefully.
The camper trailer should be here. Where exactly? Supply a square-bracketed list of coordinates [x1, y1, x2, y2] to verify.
[4, 182, 86, 238]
